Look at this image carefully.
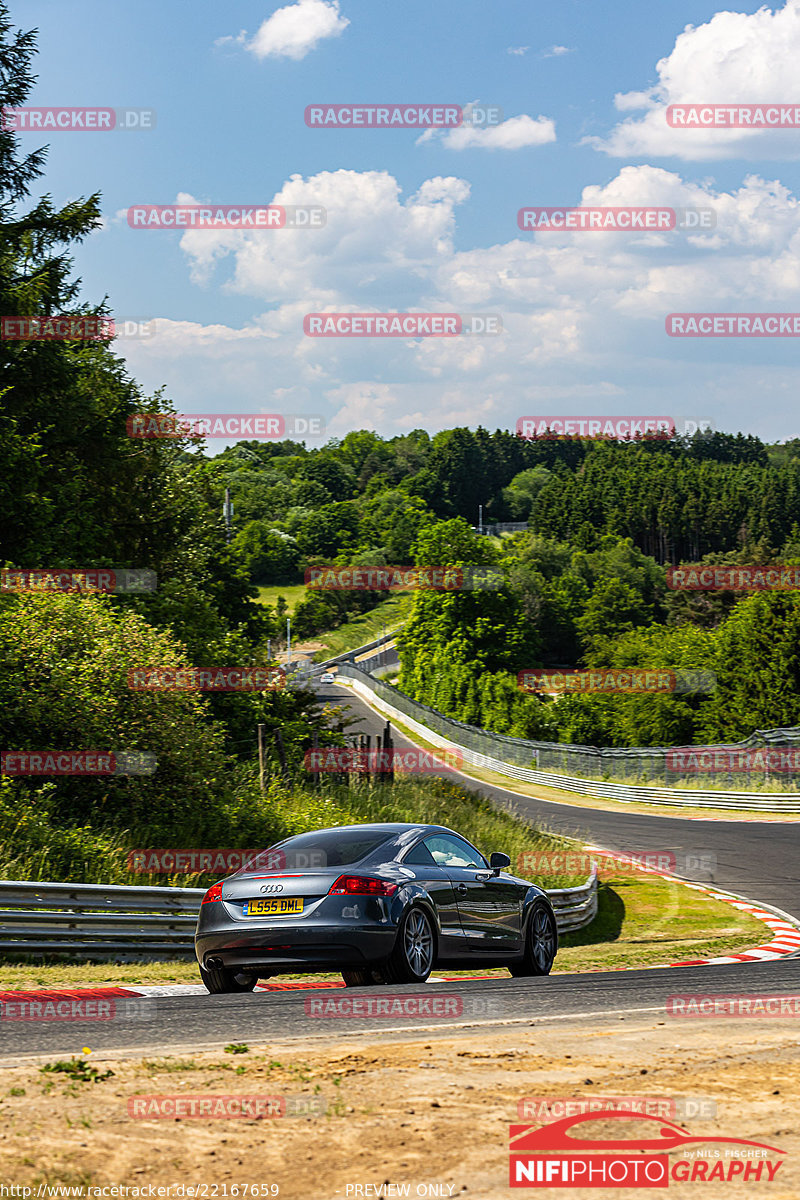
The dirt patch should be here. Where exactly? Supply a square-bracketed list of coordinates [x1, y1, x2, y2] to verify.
[277, 641, 327, 658]
[1, 1017, 797, 1198]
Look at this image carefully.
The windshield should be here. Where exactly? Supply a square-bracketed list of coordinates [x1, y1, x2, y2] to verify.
[232, 828, 394, 873]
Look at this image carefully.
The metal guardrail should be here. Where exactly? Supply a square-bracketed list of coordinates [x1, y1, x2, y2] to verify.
[473, 522, 529, 537]
[548, 864, 599, 932]
[312, 631, 400, 672]
[340, 667, 800, 812]
[349, 646, 399, 678]
[0, 880, 204, 960]
[0, 869, 598, 961]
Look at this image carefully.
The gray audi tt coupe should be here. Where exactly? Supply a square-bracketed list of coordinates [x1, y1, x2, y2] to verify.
[195, 822, 558, 993]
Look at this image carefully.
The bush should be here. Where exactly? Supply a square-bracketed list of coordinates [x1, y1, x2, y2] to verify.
[0, 592, 230, 825]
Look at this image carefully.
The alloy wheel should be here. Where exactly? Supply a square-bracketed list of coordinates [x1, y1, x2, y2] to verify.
[532, 906, 556, 971]
[403, 908, 434, 976]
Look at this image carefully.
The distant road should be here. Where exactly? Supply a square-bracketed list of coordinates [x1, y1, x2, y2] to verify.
[317, 679, 800, 919]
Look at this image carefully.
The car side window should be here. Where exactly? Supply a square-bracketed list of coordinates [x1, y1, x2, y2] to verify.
[424, 835, 486, 869]
[402, 841, 438, 867]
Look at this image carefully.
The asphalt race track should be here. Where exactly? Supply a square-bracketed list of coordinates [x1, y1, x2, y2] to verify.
[1, 960, 798, 1062]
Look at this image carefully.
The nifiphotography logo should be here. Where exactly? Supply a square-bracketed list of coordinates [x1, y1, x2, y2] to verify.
[509, 1111, 785, 1187]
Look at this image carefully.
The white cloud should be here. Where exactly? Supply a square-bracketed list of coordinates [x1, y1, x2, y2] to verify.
[507, 46, 530, 56]
[244, 0, 349, 61]
[120, 166, 800, 442]
[175, 172, 470, 301]
[543, 45, 573, 57]
[418, 113, 556, 151]
[214, 30, 247, 49]
[324, 382, 398, 433]
[590, 0, 800, 159]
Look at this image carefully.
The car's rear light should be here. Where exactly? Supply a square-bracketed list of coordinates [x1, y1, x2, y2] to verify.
[328, 875, 398, 897]
[201, 881, 224, 905]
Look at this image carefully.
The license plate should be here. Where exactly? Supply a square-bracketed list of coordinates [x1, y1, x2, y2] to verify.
[244, 897, 304, 917]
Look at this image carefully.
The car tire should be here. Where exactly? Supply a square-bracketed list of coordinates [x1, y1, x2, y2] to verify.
[508, 901, 557, 977]
[341, 969, 382, 987]
[199, 963, 259, 994]
[384, 905, 436, 984]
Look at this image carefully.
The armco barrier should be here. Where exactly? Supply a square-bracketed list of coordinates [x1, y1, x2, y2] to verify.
[548, 864, 598, 931]
[0, 870, 597, 961]
[474, 522, 529, 537]
[312, 630, 400, 672]
[339, 665, 800, 812]
[0, 880, 203, 960]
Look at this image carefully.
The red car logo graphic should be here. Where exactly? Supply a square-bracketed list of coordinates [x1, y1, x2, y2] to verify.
[510, 1110, 784, 1155]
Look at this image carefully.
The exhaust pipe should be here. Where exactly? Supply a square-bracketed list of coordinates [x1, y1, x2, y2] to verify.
[205, 955, 223, 970]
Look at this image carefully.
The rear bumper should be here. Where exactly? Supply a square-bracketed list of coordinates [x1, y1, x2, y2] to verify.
[195, 921, 397, 974]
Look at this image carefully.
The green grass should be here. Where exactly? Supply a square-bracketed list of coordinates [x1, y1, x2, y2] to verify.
[140, 1058, 202, 1073]
[40, 1059, 114, 1083]
[252, 586, 409, 660]
[310, 594, 411, 661]
[0, 769, 583, 890]
[0, 960, 207, 989]
[254, 584, 307, 614]
[0, 775, 333, 887]
[554, 871, 766, 971]
[325, 773, 585, 885]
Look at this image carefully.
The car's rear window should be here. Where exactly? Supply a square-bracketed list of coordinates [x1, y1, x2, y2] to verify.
[234, 829, 393, 872]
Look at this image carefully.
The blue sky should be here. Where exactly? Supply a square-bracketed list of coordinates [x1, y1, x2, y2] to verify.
[18, 0, 800, 444]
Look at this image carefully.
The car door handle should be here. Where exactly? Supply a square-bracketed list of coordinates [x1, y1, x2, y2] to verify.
[455, 883, 469, 895]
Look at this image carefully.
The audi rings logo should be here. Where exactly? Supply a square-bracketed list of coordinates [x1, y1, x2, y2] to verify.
[260, 883, 284, 894]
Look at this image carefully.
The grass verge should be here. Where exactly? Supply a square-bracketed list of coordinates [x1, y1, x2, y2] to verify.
[310, 595, 410, 661]
[253, 588, 409, 662]
[0, 771, 586, 889]
[555, 870, 767, 971]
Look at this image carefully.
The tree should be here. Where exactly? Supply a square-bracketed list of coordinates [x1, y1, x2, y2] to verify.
[295, 455, 357, 501]
[410, 428, 492, 519]
[575, 578, 654, 658]
[502, 466, 552, 520]
[554, 622, 715, 747]
[360, 491, 435, 561]
[233, 521, 300, 584]
[0, 6, 132, 565]
[700, 593, 800, 740]
[0, 8, 272, 671]
[399, 518, 539, 700]
[0, 592, 229, 823]
[296, 501, 361, 558]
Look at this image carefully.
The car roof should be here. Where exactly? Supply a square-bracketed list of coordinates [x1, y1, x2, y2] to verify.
[287, 822, 455, 836]
[227, 822, 489, 878]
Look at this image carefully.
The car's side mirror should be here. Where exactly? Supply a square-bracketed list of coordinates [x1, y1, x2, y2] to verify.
[489, 852, 511, 874]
